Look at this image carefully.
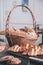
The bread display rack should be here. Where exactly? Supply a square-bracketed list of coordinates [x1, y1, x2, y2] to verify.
[0, 5, 38, 46]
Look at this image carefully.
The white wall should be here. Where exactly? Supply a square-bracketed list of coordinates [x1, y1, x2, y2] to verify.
[0, 0, 43, 29]
[0, 0, 43, 44]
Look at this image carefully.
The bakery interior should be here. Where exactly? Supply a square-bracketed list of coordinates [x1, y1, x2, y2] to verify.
[0, 0, 43, 65]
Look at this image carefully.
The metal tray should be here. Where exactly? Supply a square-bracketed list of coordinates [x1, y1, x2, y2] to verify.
[0, 51, 43, 65]
[0, 52, 29, 65]
[7, 51, 43, 65]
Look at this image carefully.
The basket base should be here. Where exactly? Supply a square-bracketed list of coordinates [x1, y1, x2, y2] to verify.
[6, 35, 37, 46]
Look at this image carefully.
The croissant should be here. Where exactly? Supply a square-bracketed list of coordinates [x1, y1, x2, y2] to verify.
[0, 56, 21, 64]
[8, 45, 21, 52]
[37, 45, 43, 55]
[8, 44, 43, 56]
[0, 46, 8, 53]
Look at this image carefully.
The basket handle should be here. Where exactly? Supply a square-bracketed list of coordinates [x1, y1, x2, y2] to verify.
[6, 5, 36, 30]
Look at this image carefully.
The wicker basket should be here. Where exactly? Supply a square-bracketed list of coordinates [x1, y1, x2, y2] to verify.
[0, 5, 38, 46]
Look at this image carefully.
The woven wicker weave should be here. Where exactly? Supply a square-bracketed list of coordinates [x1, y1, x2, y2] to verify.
[0, 5, 38, 46]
